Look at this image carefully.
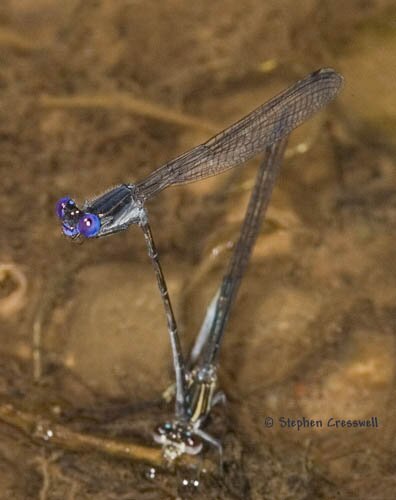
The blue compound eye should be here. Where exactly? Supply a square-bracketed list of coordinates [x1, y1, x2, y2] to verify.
[55, 197, 75, 219]
[77, 213, 101, 238]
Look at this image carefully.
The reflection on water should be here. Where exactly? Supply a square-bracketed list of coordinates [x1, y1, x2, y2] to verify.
[0, 1, 395, 498]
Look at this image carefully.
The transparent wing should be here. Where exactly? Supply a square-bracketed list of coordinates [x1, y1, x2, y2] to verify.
[136, 68, 343, 200]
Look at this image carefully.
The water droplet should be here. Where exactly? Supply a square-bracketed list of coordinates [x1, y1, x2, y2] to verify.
[145, 467, 156, 480]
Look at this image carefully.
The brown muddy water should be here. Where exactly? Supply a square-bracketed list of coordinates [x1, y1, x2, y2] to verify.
[1, 1, 396, 499]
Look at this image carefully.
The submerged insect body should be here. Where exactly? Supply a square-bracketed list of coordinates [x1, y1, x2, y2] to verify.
[154, 364, 224, 462]
[153, 138, 290, 465]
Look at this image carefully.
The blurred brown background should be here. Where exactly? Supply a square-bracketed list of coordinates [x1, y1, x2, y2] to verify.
[0, 1, 395, 498]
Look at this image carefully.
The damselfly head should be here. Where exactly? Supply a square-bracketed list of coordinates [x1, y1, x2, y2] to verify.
[153, 422, 203, 461]
[55, 196, 101, 238]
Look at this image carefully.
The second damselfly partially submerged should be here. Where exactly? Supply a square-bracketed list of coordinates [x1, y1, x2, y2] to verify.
[55, 68, 343, 465]
[154, 139, 288, 466]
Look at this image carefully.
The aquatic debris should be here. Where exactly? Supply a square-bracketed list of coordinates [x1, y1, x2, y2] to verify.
[0, 263, 27, 317]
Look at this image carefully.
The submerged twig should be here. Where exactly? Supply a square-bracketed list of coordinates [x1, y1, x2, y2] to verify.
[32, 451, 62, 500]
[32, 317, 43, 381]
[40, 93, 219, 134]
[0, 402, 162, 465]
[31, 255, 85, 382]
[0, 402, 215, 471]
[0, 28, 41, 52]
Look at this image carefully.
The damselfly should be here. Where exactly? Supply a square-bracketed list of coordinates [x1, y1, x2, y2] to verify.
[55, 68, 343, 464]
